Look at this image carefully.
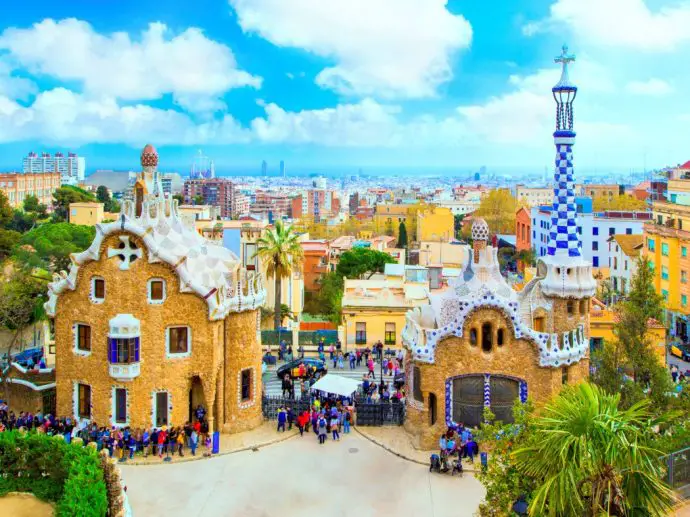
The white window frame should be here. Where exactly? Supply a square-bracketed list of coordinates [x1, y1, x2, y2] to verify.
[90, 276, 105, 304]
[73, 323, 92, 356]
[147, 278, 167, 304]
[165, 326, 192, 358]
[151, 390, 171, 428]
[111, 386, 129, 428]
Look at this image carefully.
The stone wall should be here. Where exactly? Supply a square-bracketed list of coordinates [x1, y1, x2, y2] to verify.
[99, 448, 130, 517]
[53, 231, 255, 432]
[221, 310, 263, 434]
[404, 307, 587, 449]
[2, 383, 44, 414]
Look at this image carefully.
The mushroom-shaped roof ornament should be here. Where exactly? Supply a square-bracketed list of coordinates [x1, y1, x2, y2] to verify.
[471, 217, 489, 242]
[141, 143, 158, 168]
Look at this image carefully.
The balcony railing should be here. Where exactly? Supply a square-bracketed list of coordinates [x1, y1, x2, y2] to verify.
[109, 362, 140, 381]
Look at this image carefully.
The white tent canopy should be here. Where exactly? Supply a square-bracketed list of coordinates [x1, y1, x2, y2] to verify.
[310, 374, 361, 397]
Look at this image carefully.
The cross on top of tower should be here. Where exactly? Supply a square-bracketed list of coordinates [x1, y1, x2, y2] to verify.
[554, 44, 576, 90]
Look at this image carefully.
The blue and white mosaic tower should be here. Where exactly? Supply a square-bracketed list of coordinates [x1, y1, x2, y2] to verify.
[538, 45, 596, 299]
[548, 45, 580, 258]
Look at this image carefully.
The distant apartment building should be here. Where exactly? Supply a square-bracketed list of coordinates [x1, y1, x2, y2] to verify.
[373, 202, 423, 240]
[531, 197, 651, 268]
[125, 171, 173, 199]
[515, 207, 531, 252]
[515, 185, 553, 207]
[435, 199, 477, 216]
[68, 202, 104, 225]
[291, 190, 335, 222]
[183, 178, 240, 218]
[23, 152, 85, 185]
[575, 183, 624, 201]
[348, 192, 360, 215]
[233, 192, 250, 218]
[0, 171, 61, 208]
[607, 234, 643, 295]
[250, 190, 291, 221]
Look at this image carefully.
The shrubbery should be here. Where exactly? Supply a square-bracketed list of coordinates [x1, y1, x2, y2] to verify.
[0, 431, 107, 516]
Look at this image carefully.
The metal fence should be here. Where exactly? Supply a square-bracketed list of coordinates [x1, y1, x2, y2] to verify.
[663, 446, 690, 500]
[261, 330, 294, 347]
[261, 395, 405, 426]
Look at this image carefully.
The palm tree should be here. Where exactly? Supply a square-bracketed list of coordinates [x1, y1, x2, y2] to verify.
[254, 220, 304, 330]
[513, 383, 674, 516]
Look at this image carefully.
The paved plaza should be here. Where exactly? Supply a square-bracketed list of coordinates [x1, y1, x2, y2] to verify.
[121, 432, 485, 517]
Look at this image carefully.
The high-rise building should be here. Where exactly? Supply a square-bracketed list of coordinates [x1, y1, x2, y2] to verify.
[23, 151, 85, 185]
[261, 160, 268, 177]
[280, 160, 286, 178]
[183, 178, 240, 218]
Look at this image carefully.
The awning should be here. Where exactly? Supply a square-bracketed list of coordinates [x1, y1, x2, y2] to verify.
[310, 374, 361, 397]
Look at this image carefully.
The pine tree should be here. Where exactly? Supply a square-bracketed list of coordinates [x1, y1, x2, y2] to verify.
[397, 221, 408, 248]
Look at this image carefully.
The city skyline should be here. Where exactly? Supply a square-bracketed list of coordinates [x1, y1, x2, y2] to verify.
[1, 0, 689, 171]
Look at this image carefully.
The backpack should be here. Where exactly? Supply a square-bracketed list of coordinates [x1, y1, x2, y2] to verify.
[319, 418, 326, 429]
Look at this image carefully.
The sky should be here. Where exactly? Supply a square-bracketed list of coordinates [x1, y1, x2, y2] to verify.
[0, 0, 689, 173]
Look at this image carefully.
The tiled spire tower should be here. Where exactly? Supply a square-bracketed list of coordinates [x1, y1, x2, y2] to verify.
[548, 45, 580, 258]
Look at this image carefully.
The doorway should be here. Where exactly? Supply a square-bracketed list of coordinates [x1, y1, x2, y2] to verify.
[189, 376, 205, 423]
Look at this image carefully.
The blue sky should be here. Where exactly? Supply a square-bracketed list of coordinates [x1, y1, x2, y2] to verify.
[0, 0, 689, 173]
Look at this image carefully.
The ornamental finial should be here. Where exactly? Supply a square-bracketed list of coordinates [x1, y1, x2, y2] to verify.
[554, 44, 576, 89]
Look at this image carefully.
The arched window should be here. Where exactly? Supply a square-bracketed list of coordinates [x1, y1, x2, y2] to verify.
[579, 300, 587, 315]
[534, 316, 545, 332]
[567, 300, 575, 316]
[481, 323, 493, 352]
[469, 328, 478, 346]
[413, 367, 423, 402]
[497, 328, 504, 347]
[428, 393, 437, 425]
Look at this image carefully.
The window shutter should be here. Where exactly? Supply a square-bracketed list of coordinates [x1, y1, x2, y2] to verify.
[134, 337, 140, 361]
[109, 338, 118, 363]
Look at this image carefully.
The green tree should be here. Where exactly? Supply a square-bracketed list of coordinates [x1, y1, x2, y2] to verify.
[474, 189, 518, 234]
[173, 193, 184, 205]
[0, 190, 14, 228]
[15, 222, 95, 272]
[312, 272, 344, 324]
[6, 209, 37, 233]
[255, 220, 304, 330]
[0, 229, 21, 260]
[95, 185, 119, 212]
[23, 195, 47, 218]
[592, 256, 670, 410]
[0, 270, 49, 404]
[52, 186, 96, 222]
[336, 247, 396, 279]
[453, 213, 465, 239]
[193, 194, 204, 205]
[513, 383, 674, 516]
[397, 221, 408, 248]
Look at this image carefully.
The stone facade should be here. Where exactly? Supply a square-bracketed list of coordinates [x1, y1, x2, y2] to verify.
[48, 144, 265, 434]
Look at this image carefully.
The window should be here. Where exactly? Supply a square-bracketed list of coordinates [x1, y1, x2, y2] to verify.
[428, 393, 437, 425]
[469, 328, 478, 346]
[580, 300, 587, 315]
[683, 295, 688, 307]
[567, 300, 575, 316]
[626, 228, 632, 235]
[533, 317, 545, 332]
[593, 256, 599, 267]
[609, 227, 615, 236]
[78, 383, 91, 419]
[496, 328, 504, 347]
[243, 243, 257, 270]
[683, 271, 688, 284]
[561, 366, 568, 385]
[355, 322, 367, 344]
[662, 289, 669, 301]
[155, 392, 169, 427]
[148, 279, 165, 303]
[648, 238, 655, 251]
[662, 243, 669, 256]
[613, 257, 618, 269]
[624, 260, 628, 271]
[592, 241, 598, 251]
[241, 369, 252, 402]
[384, 322, 396, 345]
[167, 327, 190, 355]
[109, 337, 139, 364]
[92, 277, 105, 301]
[661, 266, 669, 281]
[114, 388, 127, 424]
[683, 247, 687, 258]
[592, 227, 599, 236]
[481, 323, 492, 352]
[413, 366, 423, 402]
[76, 324, 91, 352]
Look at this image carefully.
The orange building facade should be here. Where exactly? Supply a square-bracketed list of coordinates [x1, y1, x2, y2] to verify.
[515, 207, 531, 252]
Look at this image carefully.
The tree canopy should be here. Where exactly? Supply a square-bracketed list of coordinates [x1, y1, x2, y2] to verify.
[593, 194, 647, 212]
[15, 222, 95, 272]
[96, 185, 120, 212]
[474, 189, 517, 234]
[52, 186, 96, 222]
[336, 247, 396, 279]
[397, 221, 408, 248]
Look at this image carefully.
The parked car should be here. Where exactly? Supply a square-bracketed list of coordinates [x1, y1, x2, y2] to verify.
[670, 343, 690, 362]
[12, 347, 43, 368]
[276, 357, 327, 380]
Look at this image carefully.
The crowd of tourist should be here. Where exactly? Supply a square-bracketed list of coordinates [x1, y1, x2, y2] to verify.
[275, 396, 354, 445]
[432, 425, 479, 473]
[0, 401, 213, 462]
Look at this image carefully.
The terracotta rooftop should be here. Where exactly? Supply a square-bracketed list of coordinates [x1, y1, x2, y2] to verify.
[680, 160, 690, 169]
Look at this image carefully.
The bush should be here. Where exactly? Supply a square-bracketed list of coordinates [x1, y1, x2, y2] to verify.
[0, 431, 107, 517]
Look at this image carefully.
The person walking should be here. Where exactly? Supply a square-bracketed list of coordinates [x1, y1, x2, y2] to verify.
[277, 406, 287, 432]
[190, 429, 199, 456]
[343, 410, 351, 433]
[349, 352, 356, 369]
[318, 414, 328, 444]
[367, 357, 375, 377]
[337, 353, 344, 370]
[330, 415, 340, 441]
[176, 429, 185, 457]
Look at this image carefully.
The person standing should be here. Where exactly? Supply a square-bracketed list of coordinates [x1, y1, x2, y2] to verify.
[287, 407, 295, 431]
[317, 415, 328, 444]
[343, 410, 351, 434]
[277, 406, 287, 432]
[330, 415, 340, 441]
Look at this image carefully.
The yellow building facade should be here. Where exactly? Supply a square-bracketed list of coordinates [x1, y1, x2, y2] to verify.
[341, 277, 429, 351]
[69, 202, 105, 225]
[374, 202, 424, 240]
[416, 206, 454, 243]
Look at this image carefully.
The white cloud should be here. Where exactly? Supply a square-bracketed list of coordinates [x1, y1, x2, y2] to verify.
[529, 0, 690, 51]
[0, 18, 261, 113]
[229, 0, 472, 98]
[0, 88, 250, 146]
[626, 78, 674, 96]
[0, 59, 36, 101]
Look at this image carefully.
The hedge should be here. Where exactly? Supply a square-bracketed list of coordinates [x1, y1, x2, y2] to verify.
[0, 431, 108, 516]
